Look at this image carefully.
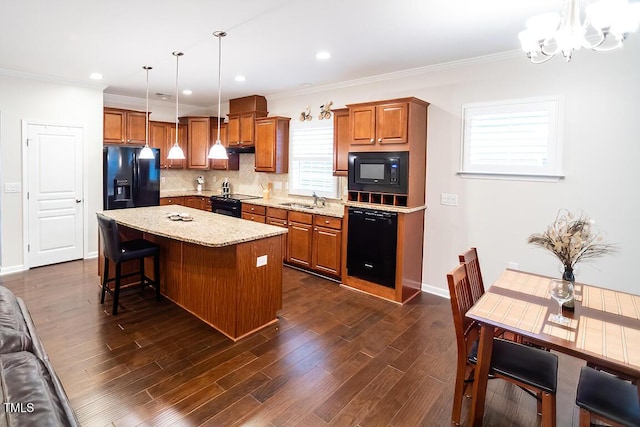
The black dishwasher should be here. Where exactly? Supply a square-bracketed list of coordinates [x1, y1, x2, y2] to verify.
[346, 207, 398, 288]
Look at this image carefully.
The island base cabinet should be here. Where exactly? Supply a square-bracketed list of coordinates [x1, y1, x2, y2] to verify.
[153, 233, 283, 340]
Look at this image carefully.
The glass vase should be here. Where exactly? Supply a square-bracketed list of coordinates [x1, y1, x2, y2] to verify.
[562, 265, 575, 310]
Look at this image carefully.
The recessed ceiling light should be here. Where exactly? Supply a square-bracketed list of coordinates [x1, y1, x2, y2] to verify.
[235, 75, 246, 82]
[182, 89, 192, 95]
[90, 72, 103, 80]
[316, 51, 331, 60]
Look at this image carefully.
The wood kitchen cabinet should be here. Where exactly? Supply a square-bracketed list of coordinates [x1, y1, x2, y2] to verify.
[226, 95, 268, 149]
[312, 215, 342, 277]
[160, 196, 185, 206]
[255, 116, 290, 173]
[150, 121, 186, 169]
[104, 108, 147, 144]
[241, 203, 266, 223]
[332, 108, 350, 176]
[183, 116, 212, 170]
[349, 101, 409, 146]
[287, 211, 313, 268]
[267, 207, 288, 260]
[210, 122, 239, 171]
[227, 112, 260, 149]
[184, 196, 210, 211]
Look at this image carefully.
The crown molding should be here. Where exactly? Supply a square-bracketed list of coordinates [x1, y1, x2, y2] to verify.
[0, 68, 107, 91]
[269, 49, 524, 100]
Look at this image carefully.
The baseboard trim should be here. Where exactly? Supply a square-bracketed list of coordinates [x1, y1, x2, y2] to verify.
[0, 264, 26, 276]
[421, 282, 450, 299]
[85, 251, 98, 259]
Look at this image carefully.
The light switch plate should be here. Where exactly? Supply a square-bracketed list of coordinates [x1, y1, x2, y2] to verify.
[4, 182, 21, 193]
[441, 193, 458, 206]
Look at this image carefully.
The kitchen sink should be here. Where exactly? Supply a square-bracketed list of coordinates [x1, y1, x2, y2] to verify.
[278, 202, 315, 209]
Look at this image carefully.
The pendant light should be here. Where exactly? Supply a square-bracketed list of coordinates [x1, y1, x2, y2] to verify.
[208, 31, 229, 160]
[138, 66, 155, 160]
[167, 51, 186, 160]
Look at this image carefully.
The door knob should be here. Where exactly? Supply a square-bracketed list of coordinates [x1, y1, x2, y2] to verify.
[75, 199, 82, 203]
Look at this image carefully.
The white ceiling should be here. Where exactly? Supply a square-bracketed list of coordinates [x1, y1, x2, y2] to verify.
[0, 0, 564, 108]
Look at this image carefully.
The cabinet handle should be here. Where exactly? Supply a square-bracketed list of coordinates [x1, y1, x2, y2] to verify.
[251, 207, 255, 211]
[378, 138, 382, 142]
[325, 220, 329, 224]
[370, 138, 374, 143]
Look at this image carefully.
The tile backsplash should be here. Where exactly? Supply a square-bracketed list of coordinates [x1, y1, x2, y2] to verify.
[160, 154, 347, 202]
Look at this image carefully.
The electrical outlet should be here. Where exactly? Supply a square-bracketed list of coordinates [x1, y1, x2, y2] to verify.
[4, 183, 21, 193]
[440, 193, 458, 206]
[160, 176, 166, 183]
[256, 255, 267, 267]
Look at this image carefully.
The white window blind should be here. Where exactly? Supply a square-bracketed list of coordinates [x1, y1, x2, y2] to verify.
[289, 126, 339, 198]
[461, 96, 563, 179]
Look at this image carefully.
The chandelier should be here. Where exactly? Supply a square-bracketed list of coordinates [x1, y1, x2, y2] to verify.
[518, 0, 640, 63]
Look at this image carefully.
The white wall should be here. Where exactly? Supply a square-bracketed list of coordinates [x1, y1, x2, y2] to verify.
[0, 74, 103, 273]
[265, 43, 640, 295]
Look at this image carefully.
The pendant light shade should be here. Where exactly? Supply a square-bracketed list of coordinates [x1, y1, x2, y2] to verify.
[167, 51, 186, 160]
[208, 31, 229, 160]
[138, 65, 155, 160]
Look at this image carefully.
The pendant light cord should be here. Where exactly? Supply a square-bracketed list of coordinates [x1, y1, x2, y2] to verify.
[214, 31, 226, 142]
[173, 52, 183, 146]
[144, 66, 150, 147]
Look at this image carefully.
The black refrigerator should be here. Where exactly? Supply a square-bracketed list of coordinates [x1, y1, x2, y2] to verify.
[103, 146, 160, 210]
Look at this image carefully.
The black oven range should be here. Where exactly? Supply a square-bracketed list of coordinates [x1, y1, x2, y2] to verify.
[210, 194, 260, 217]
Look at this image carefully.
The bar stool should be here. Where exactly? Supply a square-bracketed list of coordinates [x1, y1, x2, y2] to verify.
[575, 366, 640, 427]
[96, 213, 160, 315]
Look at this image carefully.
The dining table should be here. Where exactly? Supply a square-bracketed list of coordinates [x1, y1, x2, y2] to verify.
[465, 268, 640, 427]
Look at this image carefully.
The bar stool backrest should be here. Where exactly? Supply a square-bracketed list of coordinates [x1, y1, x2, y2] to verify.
[96, 213, 122, 263]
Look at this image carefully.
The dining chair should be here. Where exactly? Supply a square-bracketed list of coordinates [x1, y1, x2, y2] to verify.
[575, 366, 640, 427]
[447, 262, 558, 426]
[96, 213, 160, 315]
[458, 247, 523, 343]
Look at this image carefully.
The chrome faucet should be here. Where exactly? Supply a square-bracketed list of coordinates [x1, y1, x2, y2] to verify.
[312, 192, 326, 207]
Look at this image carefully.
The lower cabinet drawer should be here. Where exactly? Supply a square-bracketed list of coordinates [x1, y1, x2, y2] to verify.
[241, 212, 266, 223]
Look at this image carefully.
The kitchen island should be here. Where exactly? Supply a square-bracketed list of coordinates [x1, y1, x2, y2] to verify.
[98, 205, 287, 341]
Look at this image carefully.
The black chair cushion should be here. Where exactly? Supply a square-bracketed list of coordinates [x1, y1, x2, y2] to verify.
[119, 239, 159, 262]
[576, 366, 640, 427]
[469, 338, 558, 394]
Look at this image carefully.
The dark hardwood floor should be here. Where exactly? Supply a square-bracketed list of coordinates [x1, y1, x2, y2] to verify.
[0, 259, 584, 426]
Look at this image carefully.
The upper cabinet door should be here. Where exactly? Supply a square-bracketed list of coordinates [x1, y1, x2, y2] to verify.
[149, 121, 168, 169]
[126, 111, 147, 144]
[186, 117, 211, 170]
[104, 109, 126, 144]
[349, 105, 376, 145]
[332, 108, 350, 176]
[376, 102, 408, 144]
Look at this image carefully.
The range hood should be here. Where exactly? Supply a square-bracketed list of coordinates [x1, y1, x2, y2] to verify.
[226, 145, 255, 154]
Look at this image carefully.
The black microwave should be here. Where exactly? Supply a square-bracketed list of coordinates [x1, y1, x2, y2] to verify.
[348, 151, 409, 193]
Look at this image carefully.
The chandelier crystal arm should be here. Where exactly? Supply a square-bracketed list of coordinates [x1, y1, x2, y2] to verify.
[519, 0, 640, 63]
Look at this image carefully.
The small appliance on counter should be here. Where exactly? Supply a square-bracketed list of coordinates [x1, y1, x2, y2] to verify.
[221, 178, 231, 196]
[210, 193, 260, 217]
[196, 176, 204, 193]
[103, 146, 160, 210]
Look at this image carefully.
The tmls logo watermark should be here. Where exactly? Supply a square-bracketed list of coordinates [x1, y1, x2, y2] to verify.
[3, 402, 35, 413]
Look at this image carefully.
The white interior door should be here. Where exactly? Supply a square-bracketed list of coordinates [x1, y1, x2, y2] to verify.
[27, 123, 84, 268]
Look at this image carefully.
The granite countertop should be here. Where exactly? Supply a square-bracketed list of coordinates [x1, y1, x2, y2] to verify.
[344, 201, 428, 214]
[98, 205, 287, 248]
[246, 197, 346, 218]
[160, 190, 219, 198]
